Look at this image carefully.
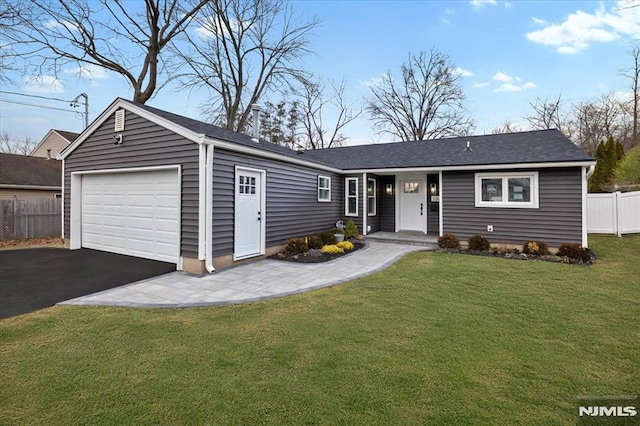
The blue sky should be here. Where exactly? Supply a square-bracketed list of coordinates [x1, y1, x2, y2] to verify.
[1, 0, 638, 146]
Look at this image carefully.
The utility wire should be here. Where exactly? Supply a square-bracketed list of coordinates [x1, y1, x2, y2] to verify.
[0, 90, 72, 103]
[0, 98, 80, 114]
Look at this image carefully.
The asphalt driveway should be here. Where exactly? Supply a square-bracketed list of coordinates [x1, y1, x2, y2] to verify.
[0, 248, 176, 319]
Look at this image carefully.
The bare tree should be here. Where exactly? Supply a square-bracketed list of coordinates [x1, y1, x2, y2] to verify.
[0, 132, 37, 155]
[620, 46, 640, 146]
[573, 93, 630, 154]
[525, 94, 574, 139]
[491, 120, 523, 134]
[365, 49, 473, 141]
[3, 0, 208, 103]
[297, 78, 362, 149]
[173, 0, 319, 132]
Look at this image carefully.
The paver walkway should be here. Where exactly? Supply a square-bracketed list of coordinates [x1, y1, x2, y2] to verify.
[59, 242, 431, 308]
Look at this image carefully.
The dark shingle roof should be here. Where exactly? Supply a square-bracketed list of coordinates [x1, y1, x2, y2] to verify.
[299, 130, 594, 169]
[0, 153, 62, 187]
[54, 130, 80, 142]
[129, 101, 337, 168]
[127, 100, 593, 170]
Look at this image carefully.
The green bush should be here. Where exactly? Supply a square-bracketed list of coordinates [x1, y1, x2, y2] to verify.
[306, 235, 323, 250]
[438, 233, 460, 249]
[522, 241, 550, 256]
[331, 227, 344, 235]
[284, 238, 308, 256]
[557, 243, 591, 262]
[319, 231, 337, 246]
[321, 244, 344, 254]
[468, 234, 491, 251]
[344, 220, 359, 239]
[337, 241, 354, 251]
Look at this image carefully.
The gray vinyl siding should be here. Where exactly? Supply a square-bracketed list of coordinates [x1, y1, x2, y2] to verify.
[63, 110, 200, 258]
[212, 149, 343, 256]
[442, 168, 582, 246]
[379, 176, 396, 232]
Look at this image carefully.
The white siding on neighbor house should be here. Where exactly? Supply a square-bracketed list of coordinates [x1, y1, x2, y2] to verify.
[587, 191, 640, 236]
[32, 133, 71, 158]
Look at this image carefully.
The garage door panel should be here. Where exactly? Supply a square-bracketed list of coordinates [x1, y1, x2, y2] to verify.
[81, 169, 179, 264]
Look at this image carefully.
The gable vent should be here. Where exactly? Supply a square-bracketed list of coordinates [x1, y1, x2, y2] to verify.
[114, 109, 125, 132]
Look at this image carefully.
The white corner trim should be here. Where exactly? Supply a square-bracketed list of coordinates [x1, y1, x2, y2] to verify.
[362, 173, 367, 235]
[581, 166, 588, 247]
[198, 144, 206, 260]
[61, 160, 65, 239]
[205, 144, 215, 272]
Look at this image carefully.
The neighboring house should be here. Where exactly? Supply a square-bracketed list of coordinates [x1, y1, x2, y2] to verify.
[0, 153, 62, 199]
[31, 129, 79, 159]
[59, 98, 596, 274]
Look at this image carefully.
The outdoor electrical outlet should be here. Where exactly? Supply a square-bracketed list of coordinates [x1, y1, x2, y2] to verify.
[487, 225, 494, 232]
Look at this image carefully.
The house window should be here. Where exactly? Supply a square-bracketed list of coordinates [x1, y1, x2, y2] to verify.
[475, 172, 538, 208]
[318, 176, 331, 202]
[367, 178, 376, 216]
[404, 182, 419, 193]
[345, 177, 358, 216]
[238, 175, 256, 194]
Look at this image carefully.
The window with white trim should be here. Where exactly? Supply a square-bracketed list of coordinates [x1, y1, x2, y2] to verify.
[318, 176, 331, 202]
[345, 177, 358, 216]
[475, 172, 539, 208]
[367, 178, 376, 216]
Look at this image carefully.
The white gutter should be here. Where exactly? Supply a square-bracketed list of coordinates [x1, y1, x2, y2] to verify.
[205, 144, 215, 273]
[345, 161, 597, 174]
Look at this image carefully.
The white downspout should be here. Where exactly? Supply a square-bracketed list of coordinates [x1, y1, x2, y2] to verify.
[198, 144, 206, 260]
[438, 170, 443, 237]
[362, 173, 367, 236]
[205, 144, 215, 272]
[582, 164, 596, 248]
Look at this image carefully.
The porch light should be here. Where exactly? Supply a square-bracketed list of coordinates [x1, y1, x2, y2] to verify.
[430, 183, 437, 195]
[386, 184, 393, 195]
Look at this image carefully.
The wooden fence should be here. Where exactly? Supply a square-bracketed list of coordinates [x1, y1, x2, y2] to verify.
[0, 197, 62, 240]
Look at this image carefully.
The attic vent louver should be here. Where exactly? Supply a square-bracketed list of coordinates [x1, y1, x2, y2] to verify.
[114, 109, 125, 132]
[464, 141, 472, 152]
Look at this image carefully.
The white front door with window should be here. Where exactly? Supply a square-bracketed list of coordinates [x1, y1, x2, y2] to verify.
[234, 168, 265, 260]
[399, 178, 426, 232]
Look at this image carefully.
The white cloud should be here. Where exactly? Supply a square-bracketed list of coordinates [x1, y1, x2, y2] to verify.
[455, 67, 474, 77]
[526, 1, 640, 54]
[492, 71, 513, 83]
[472, 81, 490, 88]
[504, 2, 513, 8]
[195, 16, 245, 39]
[64, 64, 109, 80]
[521, 82, 537, 89]
[470, 0, 497, 7]
[494, 83, 522, 92]
[23, 75, 64, 94]
[44, 19, 79, 32]
[360, 74, 388, 88]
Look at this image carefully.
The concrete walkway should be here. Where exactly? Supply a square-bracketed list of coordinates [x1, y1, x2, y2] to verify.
[59, 242, 432, 308]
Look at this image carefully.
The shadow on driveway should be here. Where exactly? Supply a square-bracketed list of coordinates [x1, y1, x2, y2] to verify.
[0, 248, 176, 319]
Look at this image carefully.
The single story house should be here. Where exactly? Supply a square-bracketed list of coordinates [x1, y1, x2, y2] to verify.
[59, 98, 595, 274]
[31, 129, 79, 159]
[0, 153, 62, 199]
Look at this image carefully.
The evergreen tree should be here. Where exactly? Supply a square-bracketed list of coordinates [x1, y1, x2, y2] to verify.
[589, 136, 625, 192]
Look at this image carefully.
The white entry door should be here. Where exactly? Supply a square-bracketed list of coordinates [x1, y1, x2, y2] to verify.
[399, 179, 426, 232]
[234, 168, 264, 260]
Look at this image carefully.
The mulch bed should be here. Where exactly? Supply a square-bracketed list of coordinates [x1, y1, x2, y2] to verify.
[436, 248, 596, 265]
[0, 237, 65, 250]
[269, 240, 366, 263]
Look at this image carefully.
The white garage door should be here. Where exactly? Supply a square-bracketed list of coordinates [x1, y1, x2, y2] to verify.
[81, 169, 180, 263]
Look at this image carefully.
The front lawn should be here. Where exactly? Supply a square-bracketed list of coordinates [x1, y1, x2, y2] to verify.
[1, 235, 638, 425]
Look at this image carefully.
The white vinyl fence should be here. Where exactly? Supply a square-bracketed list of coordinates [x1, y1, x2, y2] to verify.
[587, 190, 640, 236]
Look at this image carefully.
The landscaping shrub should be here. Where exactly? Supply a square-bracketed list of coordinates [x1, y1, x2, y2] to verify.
[306, 235, 324, 250]
[344, 220, 359, 239]
[319, 231, 337, 246]
[468, 234, 491, 251]
[522, 241, 550, 256]
[284, 238, 308, 256]
[321, 244, 344, 254]
[336, 241, 354, 251]
[438, 233, 460, 249]
[557, 243, 591, 262]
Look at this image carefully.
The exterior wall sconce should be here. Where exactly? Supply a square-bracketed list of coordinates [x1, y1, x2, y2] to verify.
[386, 184, 393, 195]
[430, 183, 437, 195]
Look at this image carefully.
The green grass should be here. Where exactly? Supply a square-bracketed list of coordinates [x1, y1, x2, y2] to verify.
[1, 235, 638, 425]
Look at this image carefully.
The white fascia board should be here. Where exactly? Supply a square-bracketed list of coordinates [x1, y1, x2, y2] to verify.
[0, 184, 61, 190]
[58, 98, 204, 160]
[204, 137, 342, 174]
[345, 161, 596, 174]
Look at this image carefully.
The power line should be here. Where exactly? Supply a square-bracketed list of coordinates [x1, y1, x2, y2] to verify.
[0, 98, 80, 114]
[0, 90, 72, 103]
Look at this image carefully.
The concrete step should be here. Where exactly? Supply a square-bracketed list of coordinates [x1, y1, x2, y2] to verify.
[366, 232, 439, 248]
